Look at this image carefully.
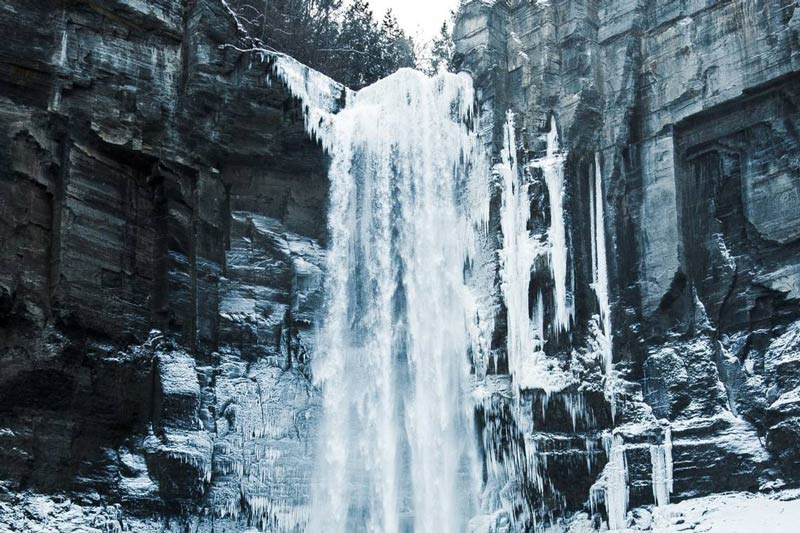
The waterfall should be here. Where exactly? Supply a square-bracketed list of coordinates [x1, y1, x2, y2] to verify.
[307, 68, 487, 533]
[272, 54, 616, 532]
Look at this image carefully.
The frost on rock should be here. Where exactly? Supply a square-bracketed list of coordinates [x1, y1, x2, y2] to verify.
[209, 210, 324, 532]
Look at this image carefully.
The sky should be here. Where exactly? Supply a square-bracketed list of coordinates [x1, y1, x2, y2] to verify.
[364, 0, 460, 41]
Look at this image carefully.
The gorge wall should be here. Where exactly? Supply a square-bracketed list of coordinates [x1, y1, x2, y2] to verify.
[454, 0, 800, 529]
[0, 0, 333, 530]
[0, 0, 799, 531]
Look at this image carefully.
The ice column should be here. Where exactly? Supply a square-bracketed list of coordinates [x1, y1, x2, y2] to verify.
[591, 432, 629, 530]
[590, 152, 613, 375]
[530, 117, 574, 335]
[497, 111, 545, 390]
[650, 427, 674, 506]
[605, 433, 629, 530]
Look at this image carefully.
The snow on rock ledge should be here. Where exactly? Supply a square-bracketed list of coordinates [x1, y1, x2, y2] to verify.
[270, 54, 349, 151]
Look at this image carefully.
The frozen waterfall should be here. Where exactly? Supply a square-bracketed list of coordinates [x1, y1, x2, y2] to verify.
[272, 53, 623, 532]
[530, 117, 574, 336]
[497, 111, 545, 391]
[307, 68, 487, 533]
[590, 153, 613, 376]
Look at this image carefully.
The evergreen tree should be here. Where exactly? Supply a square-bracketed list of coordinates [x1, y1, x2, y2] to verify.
[227, 0, 418, 88]
[428, 21, 455, 75]
[379, 10, 416, 78]
[336, 0, 383, 87]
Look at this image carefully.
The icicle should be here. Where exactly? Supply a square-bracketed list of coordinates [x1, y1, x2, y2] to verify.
[585, 438, 596, 473]
[607, 433, 629, 530]
[270, 53, 349, 152]
[665, 426, 674, 495]
[590, 152, 613, 376]
[650, 446, 668, 506]
[650, 425, 674, 506]
[590, 432, 629, 530]
[533, 289, 545, 349]
[58, 30, 68, 67]
[497, 111, 544, 394]
[530, 117, 573, 336]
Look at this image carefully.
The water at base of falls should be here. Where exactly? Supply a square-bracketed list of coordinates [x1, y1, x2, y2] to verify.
[308, 68, 488, 533]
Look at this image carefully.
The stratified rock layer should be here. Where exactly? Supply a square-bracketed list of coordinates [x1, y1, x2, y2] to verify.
[0, 0, 334, 529]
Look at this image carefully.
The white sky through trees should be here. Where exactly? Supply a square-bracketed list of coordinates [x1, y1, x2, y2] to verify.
[364, 0, 460, 40]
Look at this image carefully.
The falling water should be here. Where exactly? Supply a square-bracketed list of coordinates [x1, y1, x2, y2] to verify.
[307, 68, 487, 533]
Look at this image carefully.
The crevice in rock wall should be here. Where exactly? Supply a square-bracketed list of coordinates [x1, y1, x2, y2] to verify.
[673, 73, 800, 337]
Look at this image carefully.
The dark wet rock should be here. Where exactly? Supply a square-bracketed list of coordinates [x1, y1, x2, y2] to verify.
[643, 346, 690, 419]
[0, 0, 328, 528]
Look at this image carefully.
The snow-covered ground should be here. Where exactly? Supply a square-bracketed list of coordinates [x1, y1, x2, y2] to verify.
[557, 490, 800, 532]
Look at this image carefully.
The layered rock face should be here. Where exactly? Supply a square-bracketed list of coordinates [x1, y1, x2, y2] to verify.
[454, 0, 800, 529]
[0, 0, 332, 529]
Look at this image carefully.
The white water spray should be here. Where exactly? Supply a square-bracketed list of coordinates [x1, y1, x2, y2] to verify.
[306, 68, 487, 533]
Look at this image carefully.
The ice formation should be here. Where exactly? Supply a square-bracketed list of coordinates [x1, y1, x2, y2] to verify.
[497, 111, 545, 390]
[530, 117, 574, 336]
[308, 68, 487, 533]
[270, 53, 349, 151]
[650, 426, 674, 506]
[590, 153, 613, 376]
[273, 52, 624, 533]
[590, 432, 629, 530]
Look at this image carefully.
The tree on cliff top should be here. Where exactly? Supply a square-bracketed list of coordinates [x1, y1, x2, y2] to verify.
[226, 0, 416, 89]
[427, 21, 456, 75]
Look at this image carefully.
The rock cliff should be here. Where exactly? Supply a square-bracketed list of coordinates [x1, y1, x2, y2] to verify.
[454, 0, 800, 529]
[1, 0, 799, 531]
[0, 0, 332, 529]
